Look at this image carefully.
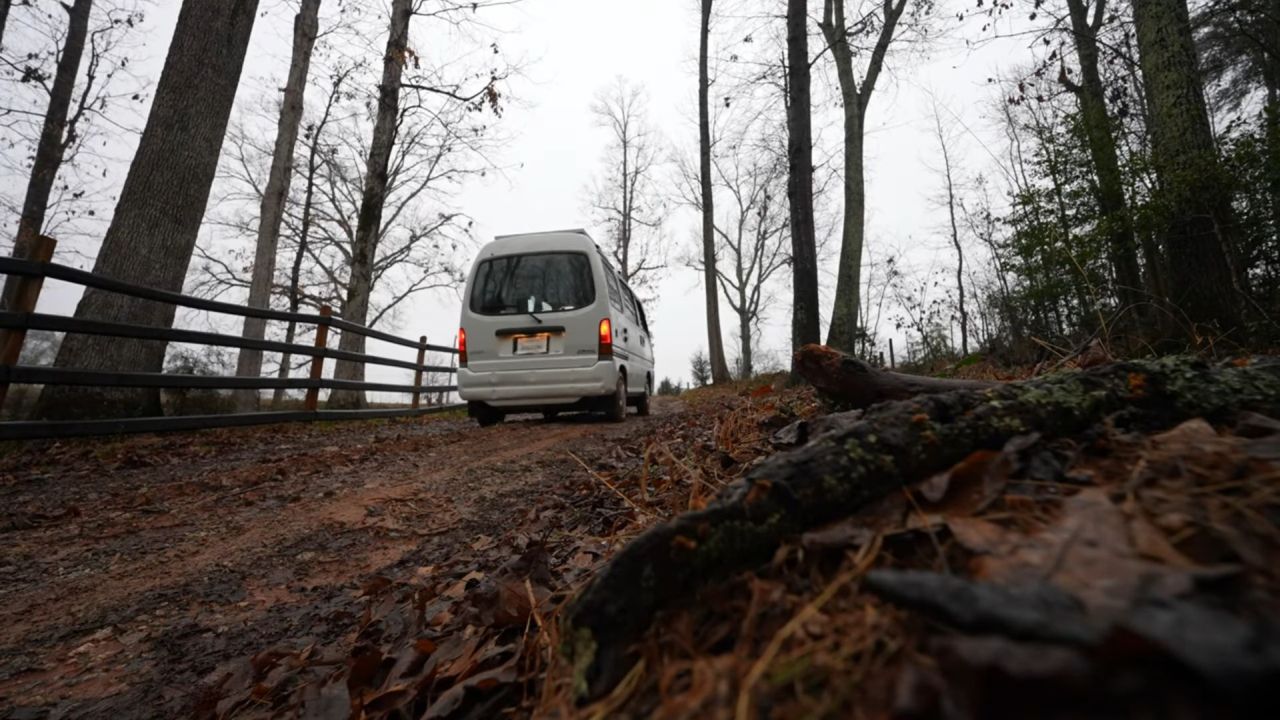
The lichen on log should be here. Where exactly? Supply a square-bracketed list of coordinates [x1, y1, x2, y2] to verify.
[561, 355, 1280, 698]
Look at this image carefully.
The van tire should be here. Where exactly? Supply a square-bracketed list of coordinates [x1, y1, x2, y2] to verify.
[473, 404, 504, 427]
[636, 378, 651, 417]
[605, 375, 627, 423]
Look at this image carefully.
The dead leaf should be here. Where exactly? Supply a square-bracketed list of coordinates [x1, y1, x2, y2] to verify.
[801, 518, 875, 551]
[946, 516, 1017, 556]
[971, 488, 1190, 619]
[1126, 509, 1200, 569]
[474, 576, 549, 627]
[422, 659, 518, 719]
[922, 435, 1036, 519]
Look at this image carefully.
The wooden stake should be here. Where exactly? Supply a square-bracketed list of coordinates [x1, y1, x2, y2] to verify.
[0, 235, 57, 410]
[412, 335, 426, 409]
[304, 306, 331, 412]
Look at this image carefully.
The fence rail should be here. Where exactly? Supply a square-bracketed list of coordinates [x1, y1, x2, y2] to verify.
[0, 236, 462, 440]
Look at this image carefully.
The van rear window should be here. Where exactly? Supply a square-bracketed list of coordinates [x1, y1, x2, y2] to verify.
[470, 252, 595, 315]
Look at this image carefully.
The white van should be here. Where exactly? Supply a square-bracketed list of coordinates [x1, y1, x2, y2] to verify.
[457, 229, 655, 426]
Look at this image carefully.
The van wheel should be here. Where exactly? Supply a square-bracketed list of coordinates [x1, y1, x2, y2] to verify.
[636, 378, 652, 417]
[474, 405, 504, 427]
[605, 375, 627, 423]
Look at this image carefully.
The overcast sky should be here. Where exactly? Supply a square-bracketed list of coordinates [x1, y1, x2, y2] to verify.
[7, 0, 1029, 390]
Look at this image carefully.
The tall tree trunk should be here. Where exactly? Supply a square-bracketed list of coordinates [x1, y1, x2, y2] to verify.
[0, 0, 12, 51]
[1062, 0, 1144, 324]
[272, 72, 345, 409]
[934, 111, 968, 356]
[739, 311, 752, 379]
[786, 0, 821, 369]
[234, 0, 321, 411]
[1265, 54, 1280, 245]
[327, 0, 412, 409]
[1131, 0, 1242, 335]
[1, 0, 92, 313]
[35, 0, 259, 421]
[1139, 229, 1170, 301]
[699, 0, 731, 383]
[821, 0, 906, 353]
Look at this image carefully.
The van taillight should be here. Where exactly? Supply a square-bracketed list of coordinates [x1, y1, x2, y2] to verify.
[458, 328, 468, 367]
[598, 318, 612, 358]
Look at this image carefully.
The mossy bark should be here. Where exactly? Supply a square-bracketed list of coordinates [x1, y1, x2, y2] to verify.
[562, 356, 1280, 698]
[1132, 0, 1242, 333]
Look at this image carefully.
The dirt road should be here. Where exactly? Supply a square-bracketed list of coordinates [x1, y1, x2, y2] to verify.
[0, 402, 679, 718]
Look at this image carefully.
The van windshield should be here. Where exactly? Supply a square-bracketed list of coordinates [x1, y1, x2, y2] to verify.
[470, 252, 595, 315]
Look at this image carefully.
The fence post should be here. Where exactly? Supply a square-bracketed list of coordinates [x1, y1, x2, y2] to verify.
[304, 306, 331, 412]
[0, 235, 57, 410]
[412, 335, 427, 409]
[889, 338, 896, 370]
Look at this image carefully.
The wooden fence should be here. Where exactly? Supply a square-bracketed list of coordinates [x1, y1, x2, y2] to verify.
[0, 237, 461, 440]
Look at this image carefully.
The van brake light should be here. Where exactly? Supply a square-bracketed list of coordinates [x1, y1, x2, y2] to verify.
[458, 327, 468, 367]
[598, 318, 612, 358]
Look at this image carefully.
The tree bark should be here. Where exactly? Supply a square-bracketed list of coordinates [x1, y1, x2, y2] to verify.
[327, 0, 412, 409]
[0, 0, 11, 50]
[1132, 0, 1242, 335]
[34, 0, 259, 420]
[1062, 0, 1145, 325]
[234, 0, 321, 412]
[1, 0, 92, 313]
[563, 355, 1280, 699]
[821, 0, 907, 354]
[1265, 54, 1280, 245]
[699, 0, 731, 384]
[786, 0, 821, 369]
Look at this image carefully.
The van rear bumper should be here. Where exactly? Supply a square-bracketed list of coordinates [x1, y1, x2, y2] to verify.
[457, 362, 617, 407]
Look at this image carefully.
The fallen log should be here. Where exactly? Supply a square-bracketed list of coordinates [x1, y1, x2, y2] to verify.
[794, 343, 998, 408]
[562, 356, 1280, 699]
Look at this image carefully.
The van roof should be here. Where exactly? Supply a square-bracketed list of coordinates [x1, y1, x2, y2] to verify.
[481, 229, 598, 256]
[493, 228, 593, 241]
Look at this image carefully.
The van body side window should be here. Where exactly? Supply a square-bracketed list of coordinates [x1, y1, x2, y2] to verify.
[630, 290, 650, 333]
[603, 264, 623, 308]
[621, 286, 639, 323]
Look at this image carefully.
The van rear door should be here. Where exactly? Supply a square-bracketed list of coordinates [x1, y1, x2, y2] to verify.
[465, 251, 599, 373]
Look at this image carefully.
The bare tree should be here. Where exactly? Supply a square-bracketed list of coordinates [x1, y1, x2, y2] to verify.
[930, 100, 968, 356]
[233, 0, 322, 411]
[303, 102, 474, 329]
[699, 0, 731, 383]
[327, 0, 510, 408]
[264, 69, 350, 408]
[1, 0, 92, 314]
[786, 0, 820, 365]
[1, 0, 149, 250]
[194, 69, 480, 400]
[35, 0, 259, 420]
[325, 0, 412, 409]
[819, 0, 912, 353]
[587, 77, 666, 296]
[705, 118, 790, 379]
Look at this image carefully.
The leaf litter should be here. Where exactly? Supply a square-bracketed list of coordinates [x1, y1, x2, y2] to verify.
[5, 374, 1280, 719]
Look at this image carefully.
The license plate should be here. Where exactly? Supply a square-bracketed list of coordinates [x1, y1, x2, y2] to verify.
[514, 334, 549, 355]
